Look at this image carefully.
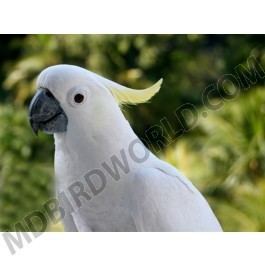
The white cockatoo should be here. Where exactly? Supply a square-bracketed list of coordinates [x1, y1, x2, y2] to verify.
[29, 65, 222, 232]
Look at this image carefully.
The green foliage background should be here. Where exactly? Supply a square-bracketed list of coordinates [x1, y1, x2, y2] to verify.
[0, 35, 264, 231]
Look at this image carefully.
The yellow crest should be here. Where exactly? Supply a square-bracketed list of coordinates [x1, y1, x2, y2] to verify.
[98, 75, 163, 105]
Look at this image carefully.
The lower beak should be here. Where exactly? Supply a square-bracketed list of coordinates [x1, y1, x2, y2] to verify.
[29, 89, 68, 135]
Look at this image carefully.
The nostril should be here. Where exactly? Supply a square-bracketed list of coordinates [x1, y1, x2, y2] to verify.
[45, 90, 54, 98]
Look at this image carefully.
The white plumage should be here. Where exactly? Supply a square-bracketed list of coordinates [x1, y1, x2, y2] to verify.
[35, 64, 222, 232]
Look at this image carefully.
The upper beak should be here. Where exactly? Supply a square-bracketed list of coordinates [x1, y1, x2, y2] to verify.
[29, 89, 68, 135]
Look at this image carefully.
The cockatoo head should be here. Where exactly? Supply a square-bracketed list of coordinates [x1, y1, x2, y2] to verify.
[29, 64, 162, 135]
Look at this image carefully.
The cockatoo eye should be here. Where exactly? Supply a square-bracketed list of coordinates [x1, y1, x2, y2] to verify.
[67, 86, 88, 107]
[74, 93, 84, 103]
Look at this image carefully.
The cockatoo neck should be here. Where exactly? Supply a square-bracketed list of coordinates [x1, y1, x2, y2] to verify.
[53, 103, 140, 185]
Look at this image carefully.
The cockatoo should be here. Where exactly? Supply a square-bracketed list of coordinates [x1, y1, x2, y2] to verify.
[29, 65, 222, 232]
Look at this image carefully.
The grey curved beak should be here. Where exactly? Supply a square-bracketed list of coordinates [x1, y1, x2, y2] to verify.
[29, 89, 68, 135]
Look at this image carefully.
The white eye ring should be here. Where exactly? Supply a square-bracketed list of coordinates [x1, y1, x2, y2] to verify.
[67, 86, 88, 107]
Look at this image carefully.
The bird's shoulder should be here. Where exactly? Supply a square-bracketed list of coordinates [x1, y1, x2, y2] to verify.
[127, 161, 222, 231]
[130, 160, 198, 197]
